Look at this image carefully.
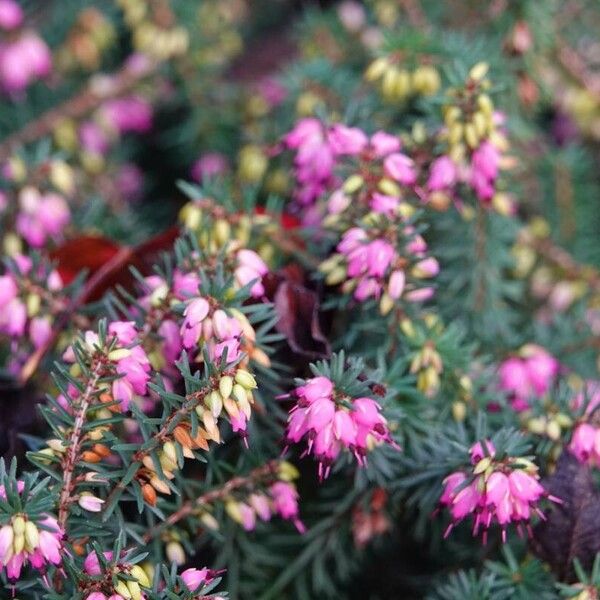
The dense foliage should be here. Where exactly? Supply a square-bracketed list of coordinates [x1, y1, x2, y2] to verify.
[1, 0, 600, 598]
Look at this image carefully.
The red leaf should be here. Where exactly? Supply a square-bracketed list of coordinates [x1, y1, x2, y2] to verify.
[49, 226, 180, 302]
[273, 279, 330, 360]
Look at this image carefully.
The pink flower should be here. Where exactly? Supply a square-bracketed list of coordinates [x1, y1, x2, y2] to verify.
[370, 192, 398, 216]
[427, 156, 457, 191]
[498, 346, 558, 411]
[295, 376, 334, 404]
[470, 141, 500, 201]
[78, 494, 105, 512]
[327, 124, 368, 155]
[180, 297, 210, 349]
[286, 377, 396, 478]
[284, 118, 336, 205]
[29, 316, 52, 349]
[235, 249, 268, 297]
[181, 567, 211, 591]
[384, 153, 417, 185]
[0, 0, 23, 30]
[440, 441, 559, 541]
[100, 96, 153, 134]
[569, 423, 597, 463]
[469, 440, 496, 464]
[191, 152, 229, 182]
[84, 551, 113, 575]
[370, 131, 401, 157]
[249, 493, 272, 521]
[79, 121, 110, 155]
[270, 481, 305, 533]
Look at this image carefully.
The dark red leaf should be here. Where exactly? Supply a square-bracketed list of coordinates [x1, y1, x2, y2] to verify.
[531, 452, 600, 581]
[274, 279, 330, 360]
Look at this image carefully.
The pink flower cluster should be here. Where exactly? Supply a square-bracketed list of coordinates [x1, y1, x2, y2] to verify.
[440, 441, 560, 542]
[16, 187, 70, 247]
[181, 298, 245, 363]
[284, 119, 419, 207]
[0, 29, 51, 93]
[336, 227, 438, 303]
[63, 322, 151, 412]
[498, 345, 559, 411]
[284, 118, 336, 206]
[0, 482, 63, 580]
[284, 376, 397, 479]
[235, 481, 305, 534]
[470, 141, 500, 202]
[0, 254, 62, 350]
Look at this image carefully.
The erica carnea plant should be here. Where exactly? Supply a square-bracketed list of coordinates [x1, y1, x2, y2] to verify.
[1, 0, 600, 598]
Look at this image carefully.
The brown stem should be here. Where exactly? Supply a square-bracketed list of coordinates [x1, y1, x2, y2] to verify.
[474, 205, 487, 311]
[0, 61, 157, 162]
[556, 39, 600, 102]
[530, 236, 600, 292]
[142, 460, 279, 543]
[58, 361, 103, 530]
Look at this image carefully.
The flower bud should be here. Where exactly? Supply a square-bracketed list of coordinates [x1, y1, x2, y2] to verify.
[162, 441, 178, 464]
[130, 564, 151, 587]
[24, 521, 39, 551]
[12, 515, 25, 535]
[219, 375, 233, 399]
[235, 369, 257, 390]
[142, 483, 157, 506]
[166, 540, 186, 565]
[78, 493, 105, 512]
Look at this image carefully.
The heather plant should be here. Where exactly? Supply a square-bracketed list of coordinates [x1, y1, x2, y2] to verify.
[1, 1, 600, 598]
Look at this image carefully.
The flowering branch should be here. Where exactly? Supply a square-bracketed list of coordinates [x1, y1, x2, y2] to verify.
[57, 359, 104, 531]
[0, 60, 157, 162]
[142, 460, 280, 543]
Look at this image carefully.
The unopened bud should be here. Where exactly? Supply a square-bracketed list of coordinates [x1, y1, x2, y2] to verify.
[235, 370, 257, 390]
[219, 376, 233, 399]
[166, 541, 186, 565]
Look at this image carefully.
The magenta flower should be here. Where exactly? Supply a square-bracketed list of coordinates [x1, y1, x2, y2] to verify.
[498, 345, 558, 411]
[383, 153, 417, 185]
[370, 130, 401, 157]
[79, 121, 110, 155]
[470, 141, 500, 201]
[100, 96, 153, 134]
[181, 566, 213, 591]
[269, 481, 305, 533]
[439, 440, 560, 542]
[284, 118, 336, 205]
[284, 376, 397, 479]
[235, 249, 268, 297]
[191, 152, 229, 182]
[16, 190, 70, 247]
[427, 156, 457, 191]
[0, 0, 23, 30]
[327, 124, 368, 156]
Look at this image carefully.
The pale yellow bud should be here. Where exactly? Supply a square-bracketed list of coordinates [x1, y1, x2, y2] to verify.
[235, 370, 257, 390]
[12, 516, 25, 535]
[469, 62, 489, 82]
[225, 500, 242, 524]
[165, 541, 186, 566]
[24, 521, 39, 551]
[130, 564, 151, 587]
